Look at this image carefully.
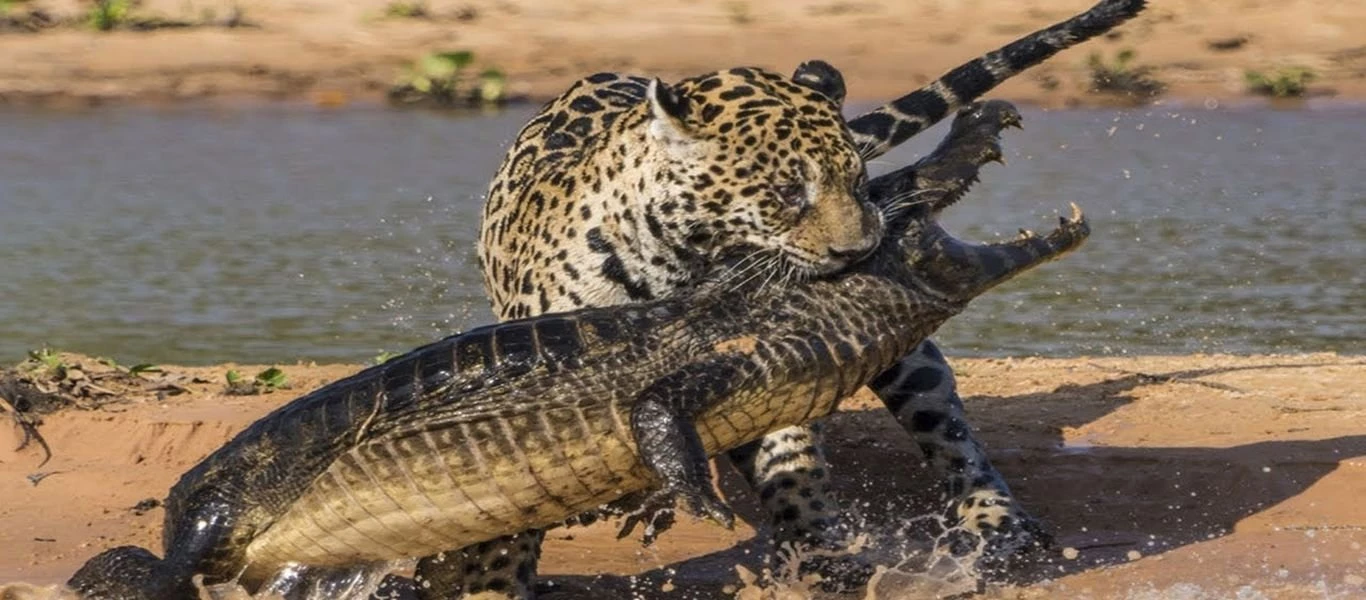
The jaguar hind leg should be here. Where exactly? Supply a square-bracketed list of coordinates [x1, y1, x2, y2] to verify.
[412, 530, 543, 600]
[870, 341, 1051, 571]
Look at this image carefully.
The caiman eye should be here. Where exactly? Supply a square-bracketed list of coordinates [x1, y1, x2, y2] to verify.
[775, 183, 806, 208]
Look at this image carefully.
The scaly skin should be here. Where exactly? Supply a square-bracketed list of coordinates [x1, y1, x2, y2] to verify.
[457, 2, 1147, 595]
[66, 102, 1089, 599]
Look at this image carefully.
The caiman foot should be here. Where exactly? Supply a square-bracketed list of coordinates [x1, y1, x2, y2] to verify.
[616, 485, 735, 546]
[68, 545, 198, 600]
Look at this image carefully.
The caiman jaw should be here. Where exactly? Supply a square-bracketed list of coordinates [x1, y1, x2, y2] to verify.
[870, 99, 1023, 230]
[911, 202, 1090, 302]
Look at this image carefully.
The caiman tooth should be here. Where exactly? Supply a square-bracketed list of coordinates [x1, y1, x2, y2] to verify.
[984, 144, 1004, 165]
[1017, 228, 1036, 240]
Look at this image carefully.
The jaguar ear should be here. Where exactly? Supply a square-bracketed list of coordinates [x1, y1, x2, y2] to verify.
[792, 60, 846, 106]
[647, 78, 695, 144]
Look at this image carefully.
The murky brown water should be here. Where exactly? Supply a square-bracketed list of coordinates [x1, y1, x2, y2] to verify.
[0, 105, 1361, 364]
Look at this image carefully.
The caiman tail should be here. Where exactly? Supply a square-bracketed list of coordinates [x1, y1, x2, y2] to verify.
[847, 0, 1147, 158]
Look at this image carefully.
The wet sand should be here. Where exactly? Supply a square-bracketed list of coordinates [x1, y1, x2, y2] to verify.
[2, 353, 1363, 598]
[2, 0, 1366, 108]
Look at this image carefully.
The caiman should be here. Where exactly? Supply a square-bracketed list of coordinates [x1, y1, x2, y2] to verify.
[68, 100, 1089, 599]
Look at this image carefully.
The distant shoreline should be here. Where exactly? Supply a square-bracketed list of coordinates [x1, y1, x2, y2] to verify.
[2, 0, 1364, 111]
[2, 90, 1363, 114]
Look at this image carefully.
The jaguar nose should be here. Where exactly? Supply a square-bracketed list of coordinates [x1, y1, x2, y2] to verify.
[827, 243, 874, 263]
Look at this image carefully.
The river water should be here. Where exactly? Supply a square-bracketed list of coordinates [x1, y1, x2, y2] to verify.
[0, 105, 1361, 365]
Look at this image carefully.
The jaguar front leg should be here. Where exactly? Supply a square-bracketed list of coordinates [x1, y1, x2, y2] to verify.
[870, 342, 1050, 570]
[726, 423, 874, 591]
[865, 100, 1049, 571]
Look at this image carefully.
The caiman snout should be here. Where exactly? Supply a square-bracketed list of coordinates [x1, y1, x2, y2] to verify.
[911, 202, 1089, 302]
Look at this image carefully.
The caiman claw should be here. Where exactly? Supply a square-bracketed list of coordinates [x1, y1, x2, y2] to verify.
[617, 484, 735, 546]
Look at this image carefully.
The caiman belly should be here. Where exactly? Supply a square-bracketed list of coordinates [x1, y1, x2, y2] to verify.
[241, 376, 837, 574]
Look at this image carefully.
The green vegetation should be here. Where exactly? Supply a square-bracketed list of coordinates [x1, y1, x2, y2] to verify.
[84, 0, 250, 32]
[1086, 48, 1165, 100]
[373, 350, 401, 365]
[0, 0, 27, 15]
[96, 356, 163, 377]
[389, 50, 511, 108]
[225, 367, 289, 395]
[383, 1, 429, 19]
[1244, 67, 1315, 98]
[24, 347, 68, 376]
[126, 363, 162, 376]
[87, 0, 131, 31]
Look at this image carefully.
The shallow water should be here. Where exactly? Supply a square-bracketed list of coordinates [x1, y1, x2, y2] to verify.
[0, 105, 1361, 365]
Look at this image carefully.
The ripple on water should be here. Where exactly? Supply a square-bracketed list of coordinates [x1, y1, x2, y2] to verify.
[0, 106, 1362, 364]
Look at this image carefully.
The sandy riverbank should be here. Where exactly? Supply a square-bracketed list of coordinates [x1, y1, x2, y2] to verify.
[1, 0, 1365, 109]
[1, 352, 1362, 598]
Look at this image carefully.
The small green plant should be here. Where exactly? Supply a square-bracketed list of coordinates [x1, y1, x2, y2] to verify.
[225, 367, 288, 395]
[477, 68, 507, 104]
[88, 0, 131, 31]
[127, 363, 162, 376]
[373, 350, 400, 365]
[1086, 48, 1165, 100]
[25, 347, 68, 375]
[254, 367, 287, 390]
[96, 357, 162, 376]
[389, 50, 511, 108]
[384, 1, 429, 19]
[1244, 67, 1315, 98]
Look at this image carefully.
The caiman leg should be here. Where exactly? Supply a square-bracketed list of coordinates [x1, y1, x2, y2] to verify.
[68, 499, 241, 599]
[867, 101, 1050, 566]
[413, 359, 752, 600]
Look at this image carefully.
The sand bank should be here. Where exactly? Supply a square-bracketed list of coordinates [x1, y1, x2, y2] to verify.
[2, 352, 1362, 597]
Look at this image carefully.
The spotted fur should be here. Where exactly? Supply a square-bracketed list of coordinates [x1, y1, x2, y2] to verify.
[479, 64, 882, 321]
[443, 1, 1148, 597]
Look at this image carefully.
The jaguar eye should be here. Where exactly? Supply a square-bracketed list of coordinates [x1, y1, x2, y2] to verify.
[852, 176, 868, 200]
[775, 183, 806, 207]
